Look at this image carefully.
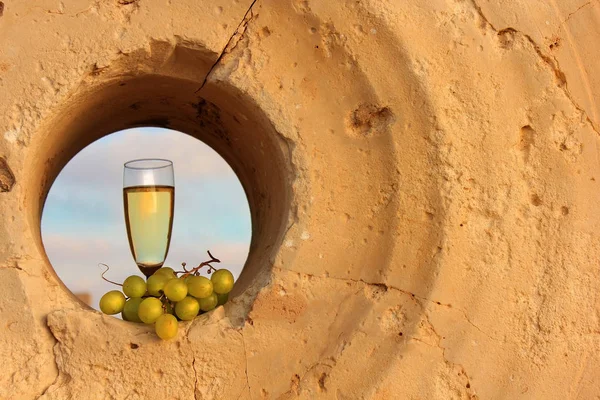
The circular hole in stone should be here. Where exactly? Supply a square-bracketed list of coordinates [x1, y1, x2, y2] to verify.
[41, 127, 252, 311]
[26, 72, 292, 317]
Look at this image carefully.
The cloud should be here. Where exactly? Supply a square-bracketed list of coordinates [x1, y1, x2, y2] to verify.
[44, 127, 251, 237]
[56, 128, 237, 190]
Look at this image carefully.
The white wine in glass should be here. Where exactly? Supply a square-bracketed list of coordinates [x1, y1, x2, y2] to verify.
[123, 159, 175, 277]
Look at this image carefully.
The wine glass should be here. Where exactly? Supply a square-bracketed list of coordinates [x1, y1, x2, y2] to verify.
[123, 159, 175, 278]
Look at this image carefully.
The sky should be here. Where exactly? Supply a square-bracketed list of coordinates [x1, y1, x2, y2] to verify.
[41, 127, 251, 310]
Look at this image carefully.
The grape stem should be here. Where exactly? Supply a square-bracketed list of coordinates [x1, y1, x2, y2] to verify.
[177, 250, 221, 277]
[98, 263, 123, 287]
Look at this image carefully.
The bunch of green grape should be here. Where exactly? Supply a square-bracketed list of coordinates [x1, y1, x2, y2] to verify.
[99, 267, 235, 340]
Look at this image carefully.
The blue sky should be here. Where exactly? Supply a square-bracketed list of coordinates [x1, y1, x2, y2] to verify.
[41, 128, 251, 309]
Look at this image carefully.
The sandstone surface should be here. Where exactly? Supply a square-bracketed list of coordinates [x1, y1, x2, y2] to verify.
[1, 0, 599, 399]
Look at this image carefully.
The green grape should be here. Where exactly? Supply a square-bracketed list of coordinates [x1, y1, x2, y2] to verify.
[155, 314, 178, 340]
[154, 267, 176, 280]
[175, 296, 200, 321]
[211, 269, 235, 294]
[198, 292, 218, 312]
[146, 274, 170, 296]
[138, 297, 163, 323]
[122, 297, 143, 322]
[122, 275, 147, 298]
[187, 276, 213, 298]
[163, 278, 188, 302]
[99, 290, 126, 315]
[217, 292, 229, 306]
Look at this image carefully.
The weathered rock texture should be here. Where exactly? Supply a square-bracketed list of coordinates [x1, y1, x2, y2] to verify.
[1, 0, 599, 399]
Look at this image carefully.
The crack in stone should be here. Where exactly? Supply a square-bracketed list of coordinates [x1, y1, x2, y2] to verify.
[196, 0, 258, 94]
[272, 266, 503, 342]
[191, 355, 199, 400]
[282, 288, 361, 395]
[275, 290, 369, 397]
[30, 4, 95, 17]
[238, 330, 252, 400]
[282, 360, 334, 397]
[3, 260, 39, 279]
[35, 318, 63, 399]
[560, 0, 598, 27]
[414, 313, 478, 398]
[470, 0, 600, 135]
[272, 265, 479, 397]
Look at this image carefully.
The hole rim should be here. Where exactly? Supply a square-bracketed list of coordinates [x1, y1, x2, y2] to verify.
[26, 73, 293, 320]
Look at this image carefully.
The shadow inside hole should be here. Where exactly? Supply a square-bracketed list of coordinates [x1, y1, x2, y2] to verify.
[28, 72, 292, 318]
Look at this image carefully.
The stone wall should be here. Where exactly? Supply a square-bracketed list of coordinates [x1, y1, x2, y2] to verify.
[1, 0, 599, 399]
